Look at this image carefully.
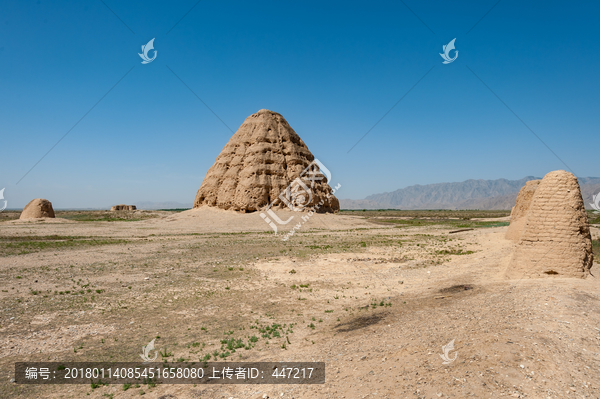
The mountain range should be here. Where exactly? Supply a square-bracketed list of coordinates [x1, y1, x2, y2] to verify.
[340, 176, 600, 210]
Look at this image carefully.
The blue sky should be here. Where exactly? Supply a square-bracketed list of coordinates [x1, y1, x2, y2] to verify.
[1, 0, 599, 208]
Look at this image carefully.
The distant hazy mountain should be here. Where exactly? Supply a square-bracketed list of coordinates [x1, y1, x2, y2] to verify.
[135, 201, 193, 210]
[340, 176, 600, 210]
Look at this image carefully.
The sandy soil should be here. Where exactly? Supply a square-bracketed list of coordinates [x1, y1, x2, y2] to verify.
[1, 208, 599, 399]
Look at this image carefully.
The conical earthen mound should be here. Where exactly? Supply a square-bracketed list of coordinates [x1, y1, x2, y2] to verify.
[194, 110, 339, 213]
[506, 170, 593, 278]
[505, 179, 541, 241]
[20, 198, 55, 219]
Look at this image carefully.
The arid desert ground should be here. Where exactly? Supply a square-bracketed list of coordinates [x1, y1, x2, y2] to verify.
[1, 208, 600, 399]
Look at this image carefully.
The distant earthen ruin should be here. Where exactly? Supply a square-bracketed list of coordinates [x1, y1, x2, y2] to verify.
[194, 109, 339, 213]
[20, 198, 55, 219]
[506, 170, 593, 278]
[110, 205, 137, 211]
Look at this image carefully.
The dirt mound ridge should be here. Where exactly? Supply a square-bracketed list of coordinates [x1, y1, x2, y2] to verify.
[505, 179, 541, 241]
[194, 109, 339, 213]
[506, 170, 593, 278]
[19, 198, 55, 219]
[111, 205, 137, 211]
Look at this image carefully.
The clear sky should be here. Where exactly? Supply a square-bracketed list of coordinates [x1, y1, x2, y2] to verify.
[1, 0, 599, 208]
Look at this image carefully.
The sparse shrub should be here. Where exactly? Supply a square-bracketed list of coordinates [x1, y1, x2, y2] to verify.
[159, 348, 173, 358]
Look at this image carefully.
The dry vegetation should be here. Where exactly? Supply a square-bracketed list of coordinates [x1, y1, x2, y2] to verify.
[1, 209, 599, 398]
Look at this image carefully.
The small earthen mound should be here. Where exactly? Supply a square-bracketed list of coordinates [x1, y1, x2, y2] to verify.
[19, 198, 55, 219]
[111, 205, 137, 211]
[506, 170, 593, 279]
[194, 109, 339, 213]
[505, 179, 541, 241]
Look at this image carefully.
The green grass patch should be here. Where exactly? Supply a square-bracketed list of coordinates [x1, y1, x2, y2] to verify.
[377, 219, 509, 229]
[435, 249, 475, 255]
[305, 244, 332, 250]
[62, 215, 143, 222]
[340, 209, 511, 219]
[0, 235, 128, 255]
[57, 210, 161, 222]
